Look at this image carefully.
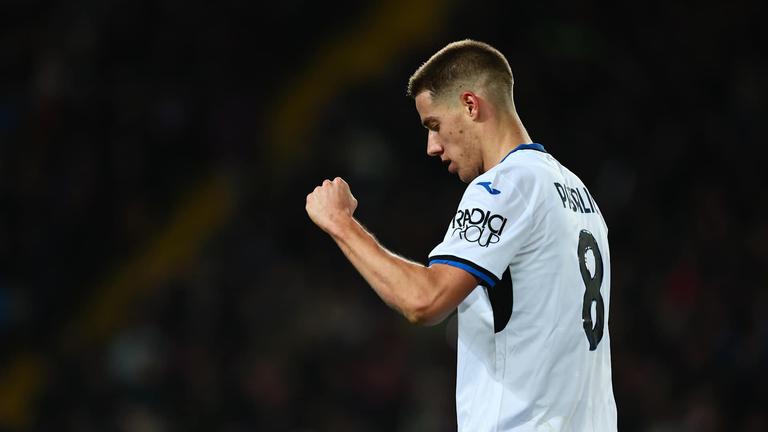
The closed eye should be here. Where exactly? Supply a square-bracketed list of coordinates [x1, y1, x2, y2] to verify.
[422, 117, 439, 132]
[423, 122, 439, 132]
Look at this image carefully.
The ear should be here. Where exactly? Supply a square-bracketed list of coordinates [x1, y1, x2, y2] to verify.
[460, 92, 480, 120]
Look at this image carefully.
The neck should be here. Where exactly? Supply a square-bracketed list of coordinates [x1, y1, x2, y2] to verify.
[481, 109, 533, 172]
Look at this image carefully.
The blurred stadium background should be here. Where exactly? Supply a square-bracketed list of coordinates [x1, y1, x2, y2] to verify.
[1, 0, 766, 430]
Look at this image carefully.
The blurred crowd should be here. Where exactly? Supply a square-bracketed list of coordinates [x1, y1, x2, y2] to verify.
[1, 0, 766, 431]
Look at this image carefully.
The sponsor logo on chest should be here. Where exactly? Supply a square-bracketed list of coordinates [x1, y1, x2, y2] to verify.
[451, 208, 508, 247]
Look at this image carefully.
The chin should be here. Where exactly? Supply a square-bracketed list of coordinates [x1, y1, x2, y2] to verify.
[458, 170, 479, 183]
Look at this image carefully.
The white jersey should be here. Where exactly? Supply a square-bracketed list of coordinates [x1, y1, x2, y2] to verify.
[428, 143, 617, 431]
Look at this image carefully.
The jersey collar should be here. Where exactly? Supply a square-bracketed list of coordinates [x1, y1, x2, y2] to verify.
[499, 143, 547, 164]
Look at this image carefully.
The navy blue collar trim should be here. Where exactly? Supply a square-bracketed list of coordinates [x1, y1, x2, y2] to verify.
[499, 143, 546, 163]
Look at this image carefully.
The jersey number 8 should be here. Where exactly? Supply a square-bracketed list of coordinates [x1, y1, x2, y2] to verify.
[578, 230, 604, 351]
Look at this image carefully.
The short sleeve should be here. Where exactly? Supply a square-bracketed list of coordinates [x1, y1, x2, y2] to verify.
[428, 172, 537, 288]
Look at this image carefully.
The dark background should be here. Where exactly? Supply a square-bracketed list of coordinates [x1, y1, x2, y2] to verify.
[1, 0, 767, 431]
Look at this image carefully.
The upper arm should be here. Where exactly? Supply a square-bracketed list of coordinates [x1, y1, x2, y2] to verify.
[413, 263, 479, 325]
[415, 168, 541, 325]
[428, 167, 538, 283]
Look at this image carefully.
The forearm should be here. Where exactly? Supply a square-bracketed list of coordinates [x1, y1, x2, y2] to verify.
[328, 217, 437, 323]
[305, 177, 472, 324]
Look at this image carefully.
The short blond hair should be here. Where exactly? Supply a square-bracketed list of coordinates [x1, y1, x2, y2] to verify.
[407, 40, 514, 106]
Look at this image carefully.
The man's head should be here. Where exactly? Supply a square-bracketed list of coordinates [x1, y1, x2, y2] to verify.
[407, 40, 515, 182]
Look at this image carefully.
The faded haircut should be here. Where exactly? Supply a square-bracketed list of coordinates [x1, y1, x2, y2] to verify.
[407, 39, 514, 107]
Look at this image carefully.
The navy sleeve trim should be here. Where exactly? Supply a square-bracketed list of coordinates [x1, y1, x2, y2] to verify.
[427, 254, 500, 288]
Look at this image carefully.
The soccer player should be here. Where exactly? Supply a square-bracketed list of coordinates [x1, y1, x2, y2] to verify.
[305, 40, 617, 431]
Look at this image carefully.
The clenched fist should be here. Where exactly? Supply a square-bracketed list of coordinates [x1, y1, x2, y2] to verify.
[306, 177, 358, 236]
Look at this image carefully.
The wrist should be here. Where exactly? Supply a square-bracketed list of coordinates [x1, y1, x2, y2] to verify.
[327, 213, 357, 241]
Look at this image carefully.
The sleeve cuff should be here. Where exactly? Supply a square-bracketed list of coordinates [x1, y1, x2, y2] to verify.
[428, 254, 500, 288]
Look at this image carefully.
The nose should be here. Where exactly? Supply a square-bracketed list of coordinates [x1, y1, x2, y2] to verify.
[426, 132, 443, 157]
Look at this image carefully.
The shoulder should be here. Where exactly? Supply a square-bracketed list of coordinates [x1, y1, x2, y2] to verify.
[488, 150, 557, 195]
[459, 145, 562, 203]
[456, 161, 541, 214]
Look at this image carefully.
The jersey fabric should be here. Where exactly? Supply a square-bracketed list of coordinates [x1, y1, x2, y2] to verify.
[428, 143, 618, 431]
